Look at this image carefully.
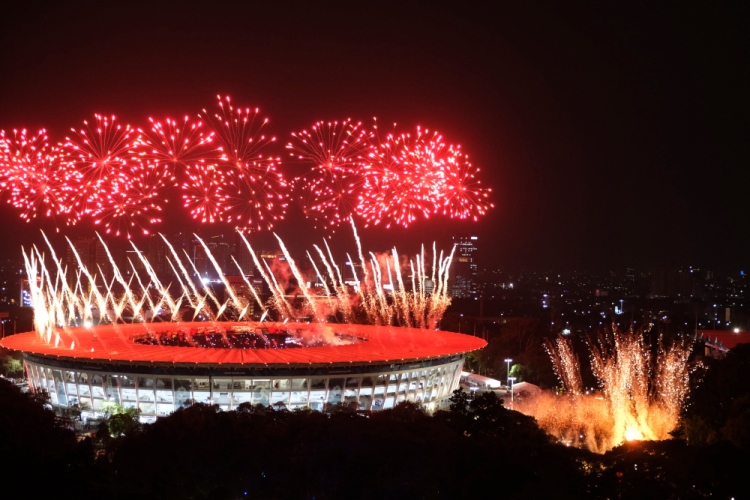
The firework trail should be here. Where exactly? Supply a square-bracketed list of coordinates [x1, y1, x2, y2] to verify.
[350, 216, 372, 292]
[230, 255, 266, 319]
[24, 220, 456, 342]
[128, 240, 180, 321]
[264, 258, 296, 318]
[161, 235, 216, 320]
[237, 231, 295, 318]
[368, 251, 392, 324]
[95, 233, 148, 322]
[306, 229, 454, 328]
[313, 241, 354, 321]
[274, 233, 320, 320]
[545, 336, 584, 396]
[306, 250, 337, 314]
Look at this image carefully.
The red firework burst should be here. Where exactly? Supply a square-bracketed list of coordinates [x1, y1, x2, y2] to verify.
[357, 126, 443, 228]
[199, 95, 287, 229]
[181, 163, 227, 224]
[1, 129, 79, 226]
[0, 131, 10, 188]
[61, 114, 140, 216]
[287, 118, 370, 173]
[220, 166, 288, 231]
[434, 145, 494, 221]
[133, 116, 215, 176]
[0, 96, 493, 236]
[287, 119, 369, 227]
[0, 129, 49, 189]
[291, 171, 362, 229]
[200, 95, 276, 169]
[92, 160, 173, 238]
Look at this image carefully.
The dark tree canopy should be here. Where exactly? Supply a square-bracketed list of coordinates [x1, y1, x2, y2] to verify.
[0, 379, 93, 494]
[681, 343, 750, 448]
[1, 380, 749, 498]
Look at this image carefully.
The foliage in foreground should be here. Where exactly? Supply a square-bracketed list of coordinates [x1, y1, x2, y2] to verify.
[2, 372, 750, 499]
[0, 378, 93, 495]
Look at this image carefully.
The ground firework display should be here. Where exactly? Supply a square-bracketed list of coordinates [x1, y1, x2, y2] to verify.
[515, 327, 693, 453]
[0, 96, 493, 237]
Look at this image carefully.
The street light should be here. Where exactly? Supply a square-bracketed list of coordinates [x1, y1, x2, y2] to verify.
[714, 304, 717, 330]
[504, 358, 512, 387]
[508, 376, 516, 407]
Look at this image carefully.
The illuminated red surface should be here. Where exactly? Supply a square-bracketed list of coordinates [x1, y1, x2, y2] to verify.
[0, 322, 486, 367]
[698, 329, 750, 351]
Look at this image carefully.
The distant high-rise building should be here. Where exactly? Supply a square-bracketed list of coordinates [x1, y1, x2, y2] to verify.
[195, 234, 232, 278]
[65, 237, 113, 288]
[342, 261, 364, 288]
[233, 232, 255, 274]
[135, 232, 190, 278]
[125, 248, 147, 274]
[144, 233, 169, 275]
[254, 249, 286, 295]
[450, 235, 478, 298]
[650, 266, 703, 298]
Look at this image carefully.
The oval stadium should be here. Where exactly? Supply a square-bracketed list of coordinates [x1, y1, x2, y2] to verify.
[0, 322, 486, 422]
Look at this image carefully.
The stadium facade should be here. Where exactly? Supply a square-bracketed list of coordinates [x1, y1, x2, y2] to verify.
[1, 322, 485, 421]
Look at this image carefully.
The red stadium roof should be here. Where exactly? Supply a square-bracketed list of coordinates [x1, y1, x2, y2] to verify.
[0, 322, 486, 368]
[698, 329, 750, 351]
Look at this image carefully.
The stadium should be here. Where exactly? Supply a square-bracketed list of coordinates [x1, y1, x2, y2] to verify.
[0, 321, 486, 422]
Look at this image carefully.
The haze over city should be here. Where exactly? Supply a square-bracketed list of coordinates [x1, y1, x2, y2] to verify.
[1, 2, 746, 272]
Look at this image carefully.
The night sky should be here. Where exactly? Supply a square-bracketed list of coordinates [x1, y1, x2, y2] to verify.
[1, 1, 747, 272]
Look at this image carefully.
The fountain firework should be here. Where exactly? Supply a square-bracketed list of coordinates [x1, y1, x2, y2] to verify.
[24, 220, 454, 345]
[514, 326, 693, 454]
